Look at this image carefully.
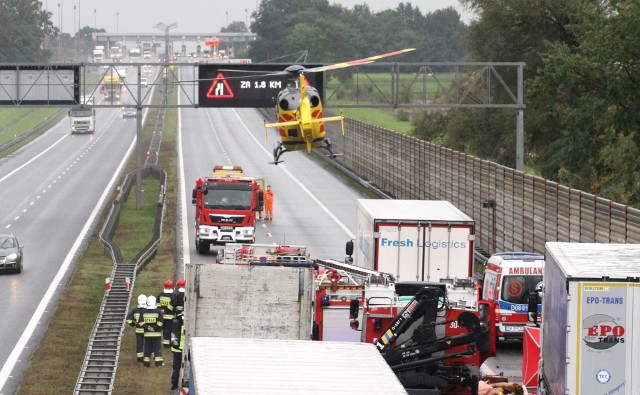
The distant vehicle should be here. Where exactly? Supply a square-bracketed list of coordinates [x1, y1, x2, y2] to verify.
[81, 95, 94, 105]
[115, 68, 127, 81]
[142, 64, 152, 75]
[129, 48, 141, 61]
[142, 42, 152, 59]
[100, 75, 122, 101]
[0, 234, 23, 273]
[92, 45, 105, 62]
[110, 46, 123, 62]
[122, 106, 136, 118]
[68, 106, 96, 134]
[188, 52, 195, 58]
[140, 77, 148, 86]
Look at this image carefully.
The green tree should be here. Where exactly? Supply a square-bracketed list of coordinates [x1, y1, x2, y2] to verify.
[249, 0, 334, 62]
[0, 0, 57, 61]
[286, 19, 355, 63]
[529, 1, 640, 204]
[413, 0, 589, 169]
[249, 1, 467, 63]
[222, 21, 249, 33]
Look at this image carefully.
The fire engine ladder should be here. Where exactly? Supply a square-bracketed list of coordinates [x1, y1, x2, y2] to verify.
[313, 258, 387, 279]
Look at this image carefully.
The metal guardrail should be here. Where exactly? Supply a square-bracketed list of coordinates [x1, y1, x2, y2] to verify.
[0, 109, 65, 155]
[75, 108, 167, 394]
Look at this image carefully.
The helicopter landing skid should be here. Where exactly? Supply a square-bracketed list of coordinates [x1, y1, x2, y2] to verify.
[322, 139, 342, 159]
[271, 144, 287, 165]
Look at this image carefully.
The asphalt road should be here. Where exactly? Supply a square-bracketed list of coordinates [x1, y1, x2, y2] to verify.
[0, 63, 525, 394]
[174, 65, 527, 386]
[177, 65, 369, 269]
[0, 65, 156, 394]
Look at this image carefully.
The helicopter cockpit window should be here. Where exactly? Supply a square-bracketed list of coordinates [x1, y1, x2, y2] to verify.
[309, 94, 320, 107]
[279, 99, 290, 111]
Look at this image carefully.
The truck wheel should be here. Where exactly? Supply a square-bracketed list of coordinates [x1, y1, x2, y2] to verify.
[196, 240, 210, 254]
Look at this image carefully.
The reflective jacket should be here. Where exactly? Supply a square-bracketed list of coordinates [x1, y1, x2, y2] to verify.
[171, 314, 185, 353]
[126, 306, 146, 334]
[157, 290, 176, 320]
[142, 308, 164, 337]
[174, 290, 185, 315]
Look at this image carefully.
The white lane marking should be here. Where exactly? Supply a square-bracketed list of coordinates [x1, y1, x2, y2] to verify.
[178, 70, 191, 272]
[0, 117, 140, 392]
[0, 134, 68, 184]
[231, 109, 355, 240]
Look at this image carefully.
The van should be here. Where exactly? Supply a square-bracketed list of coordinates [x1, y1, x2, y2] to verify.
[481, 252, 544, 341]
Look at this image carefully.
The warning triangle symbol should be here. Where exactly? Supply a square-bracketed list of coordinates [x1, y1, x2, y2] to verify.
[206, 73, 235, 98]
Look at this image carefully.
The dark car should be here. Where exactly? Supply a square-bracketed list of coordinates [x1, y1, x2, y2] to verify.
[0, 234, 23, 273]
[122, 106, 136, 119]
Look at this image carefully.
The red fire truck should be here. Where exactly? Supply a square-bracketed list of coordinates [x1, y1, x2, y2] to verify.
[192, 165, 263, 254]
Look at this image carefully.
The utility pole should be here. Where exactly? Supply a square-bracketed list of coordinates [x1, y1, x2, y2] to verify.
[58, 3, 61, 59]
[74, 5, 77, 60]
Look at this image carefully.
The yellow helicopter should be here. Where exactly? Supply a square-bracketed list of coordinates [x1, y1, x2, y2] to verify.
[263, 48, 415, 164]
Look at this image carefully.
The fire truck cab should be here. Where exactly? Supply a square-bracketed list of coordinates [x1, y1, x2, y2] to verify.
[482, 252, 544, 341]
[192, 166, 263, 254]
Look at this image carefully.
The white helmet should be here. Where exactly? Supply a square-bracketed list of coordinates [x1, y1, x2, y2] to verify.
[137, 294, 147, 307]
[146, 295, 157, 309]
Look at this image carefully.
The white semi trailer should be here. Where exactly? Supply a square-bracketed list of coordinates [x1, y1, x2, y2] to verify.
[538, 242, 640, 395]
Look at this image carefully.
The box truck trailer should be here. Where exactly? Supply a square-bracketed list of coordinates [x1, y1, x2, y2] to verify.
[538, 242, 640, 395]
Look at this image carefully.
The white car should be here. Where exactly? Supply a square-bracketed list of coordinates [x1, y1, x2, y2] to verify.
[140, 77, 148, 87]
[122, 106, 136, 118]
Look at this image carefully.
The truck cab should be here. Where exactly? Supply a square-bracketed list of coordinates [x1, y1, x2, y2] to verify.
[68, 106, 96, 134]
[192, 166, 263, 254]
[482, 252, 544, 341]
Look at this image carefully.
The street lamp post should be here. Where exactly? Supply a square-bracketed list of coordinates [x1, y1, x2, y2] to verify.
[58, 3, 61, 59]
[93, 8, 96, 30]
[117, 12, 119, 33]
[74, 5, 77, 60]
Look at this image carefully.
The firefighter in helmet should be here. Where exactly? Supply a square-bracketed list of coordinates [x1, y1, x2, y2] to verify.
[170, 312, 185, 390]
[158, 279, 176, 348]
[142, 295, 164, 367]
[126, 293, 147, 362]
[174, 278, 186, 316]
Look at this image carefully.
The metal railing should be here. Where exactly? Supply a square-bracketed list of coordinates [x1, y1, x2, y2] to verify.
[74, 108, 167, 394]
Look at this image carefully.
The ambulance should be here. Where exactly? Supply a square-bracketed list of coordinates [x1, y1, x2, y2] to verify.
[482, 252, 544, 341]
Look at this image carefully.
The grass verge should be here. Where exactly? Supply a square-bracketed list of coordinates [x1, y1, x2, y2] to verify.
[0, 108, 66, 157]
[18, 85, 178, 394]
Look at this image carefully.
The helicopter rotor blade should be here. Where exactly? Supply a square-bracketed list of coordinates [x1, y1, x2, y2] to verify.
[303, 48, 416, 74]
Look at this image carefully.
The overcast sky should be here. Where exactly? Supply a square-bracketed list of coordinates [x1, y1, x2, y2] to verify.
[46, 0, 473, 35]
